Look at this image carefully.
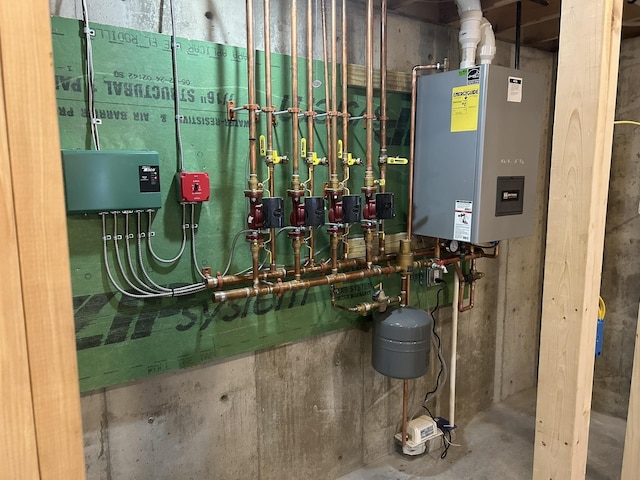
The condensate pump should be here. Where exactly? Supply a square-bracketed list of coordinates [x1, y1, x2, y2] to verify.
[393, 415, 442, 456]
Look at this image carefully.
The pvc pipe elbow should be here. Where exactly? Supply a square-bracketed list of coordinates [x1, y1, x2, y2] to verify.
[478, 17, 496, 65]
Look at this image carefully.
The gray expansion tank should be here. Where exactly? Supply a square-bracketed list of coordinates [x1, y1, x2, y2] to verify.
[372, 307, 432, 379]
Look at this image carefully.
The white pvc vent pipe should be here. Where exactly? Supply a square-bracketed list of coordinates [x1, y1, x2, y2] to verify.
[478, 17, 496, 65]
[455, 0, 495, 68]
[456, 0, 482, 68]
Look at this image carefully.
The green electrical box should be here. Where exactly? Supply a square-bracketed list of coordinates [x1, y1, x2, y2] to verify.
[61, 150, 162, 213]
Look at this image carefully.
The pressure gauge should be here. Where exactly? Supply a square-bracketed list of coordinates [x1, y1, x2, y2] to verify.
[446, 240, 459, 253]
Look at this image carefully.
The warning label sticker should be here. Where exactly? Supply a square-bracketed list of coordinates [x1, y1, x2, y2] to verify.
[453, 200, 473, 242]
[507, 76, 523, 103]
[451, 85, 480, 132]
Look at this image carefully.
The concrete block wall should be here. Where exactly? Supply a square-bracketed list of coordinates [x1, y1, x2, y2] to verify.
[51, 0, 556, 477]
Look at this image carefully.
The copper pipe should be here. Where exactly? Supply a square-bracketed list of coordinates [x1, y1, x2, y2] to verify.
[246, 0, 258, 181]
[306, 0, 316, 265]
[329, 0, 339, 189]
[452, 259, 477, 313]
[293, 236, 302, 281]
[264, 0, 274, 152]
[330, 233, 340, 274]
[340, 0, 351, 259]
[321, 0, 333, 181]
[291, 0, 300, 179]
[211, 247, 436, 290]
[364, 0, 374, 175]
[378, 0, 388, 257]
[211, 248, 488, 293]
[380, 0, 388, 155]
[434, 237, 441, 259]
[263, 0, 278, 271]
[402, 379, 409, 448]
[250, 240, 261, 287]
[364, 229, 375, 268]
[213, 264, 400, 303]
[307, 0, 315, 155]
[341, 0, 349, 155]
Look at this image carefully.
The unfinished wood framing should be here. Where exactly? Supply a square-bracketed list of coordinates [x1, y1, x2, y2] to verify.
[533, 1, 623, 479]
[0, 43, 41, 480]
[621, 305, 640, 480]
[0, 0, 85, 478]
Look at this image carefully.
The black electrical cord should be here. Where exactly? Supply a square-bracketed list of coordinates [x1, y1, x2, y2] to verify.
[422, 284, 446, 405]
[441, 430, 452, 459]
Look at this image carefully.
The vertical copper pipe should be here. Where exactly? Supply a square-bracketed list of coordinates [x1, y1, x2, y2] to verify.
[330, 0, 339, 188]
[380, 0, 388, 155]
[264, 0, 277, 271]
[378, 0, 388, 256]
[321, 0, 333, 181]
[293, 236, 302, 280]
[408, 67, 419, 242]
[264, 0, 274, 152]
[341, 0, 348, 155]
[307, 0, 316, 265]
[307, 0, 315, 156]
[341, 0, 350, 259]
[365, 0, 374, 175]
[291, 0, 300, 179]
[330, 234, 340, 275]
[402, 379, 409, 448]
[251, 240, 260, 287]
[246, 0, 258, 180]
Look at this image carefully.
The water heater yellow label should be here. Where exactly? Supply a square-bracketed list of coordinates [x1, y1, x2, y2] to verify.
[451, 85, 480, 132]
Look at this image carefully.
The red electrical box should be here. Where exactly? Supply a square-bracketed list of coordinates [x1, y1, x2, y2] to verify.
[177, 172, 210, 203]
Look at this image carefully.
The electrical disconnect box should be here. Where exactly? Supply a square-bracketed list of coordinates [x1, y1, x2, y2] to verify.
[61, 150, 162, 213]
[412, 65, 545, 244]
[177, 171, 210, 203]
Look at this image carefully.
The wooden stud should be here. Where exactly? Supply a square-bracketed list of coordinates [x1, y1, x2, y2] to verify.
[0, 0, 85, 478]
[0, 39, 41, 480]
[533, 1, 623, 479]
[621, 305, 640, 480]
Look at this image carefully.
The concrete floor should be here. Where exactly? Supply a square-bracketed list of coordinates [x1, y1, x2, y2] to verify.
[339, 389, 626, 480]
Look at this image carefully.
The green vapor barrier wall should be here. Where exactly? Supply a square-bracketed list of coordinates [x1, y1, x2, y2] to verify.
[52, 16, 454, 392]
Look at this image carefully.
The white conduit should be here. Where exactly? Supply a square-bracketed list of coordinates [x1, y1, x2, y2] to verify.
[449, 272, 460, 428]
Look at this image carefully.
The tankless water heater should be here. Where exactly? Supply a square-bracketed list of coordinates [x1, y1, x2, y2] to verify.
[412, 64, 545, 244]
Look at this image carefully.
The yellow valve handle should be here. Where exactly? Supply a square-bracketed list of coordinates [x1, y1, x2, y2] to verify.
[377, 178, 386, 187]
[310, 152, 320, 166]
[387, 156, 408, 165]
[346, 153, 358, 166]
[338, 139, 344, 159]
[259, 135, 267, 156]
[301, 138, 307, 158]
